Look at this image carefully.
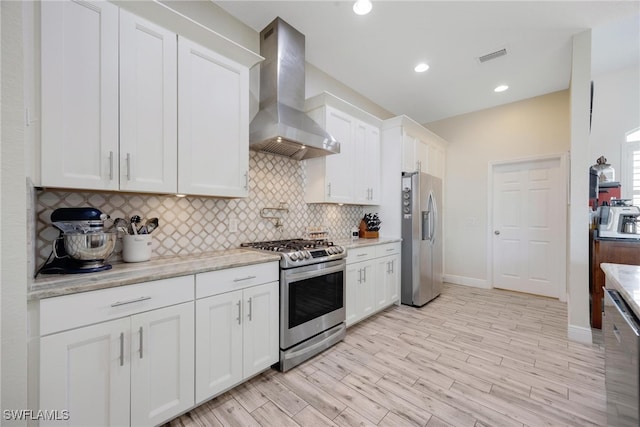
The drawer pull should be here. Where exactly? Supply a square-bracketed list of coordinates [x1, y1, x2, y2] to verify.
[386, 248, 395, 252]
[110, 296, 151, 307]
[236, 300, 242, 325]
[139, 326, 144, 359]
[233, 275, 256, 282]
[119, 332, 124, 366]
[248, 297, 253, 321]
[357, 253, 368, 257]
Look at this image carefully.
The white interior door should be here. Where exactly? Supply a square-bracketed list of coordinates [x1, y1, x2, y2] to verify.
[491, 158, 564, 298]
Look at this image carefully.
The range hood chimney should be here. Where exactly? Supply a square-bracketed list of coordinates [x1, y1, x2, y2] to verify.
[249, 18, 340, 160]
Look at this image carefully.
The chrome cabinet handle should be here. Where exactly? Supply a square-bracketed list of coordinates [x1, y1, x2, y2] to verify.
[390, 260, 394, 274]
[233, 275, 256, 282]
[139, 326, 143, 359]
[357, 253, 368, 257]
[244, 171, 248, 190]
[494, 230, 501, 235]
[327, 183, 332, 197]
[119, 332, 124, 366]
[357, 268, 362, 284]
[248, 297, 253, 321]
[110, 296, 151, 307]
[109, 151, 114, 180]
[236, 300, 242, 325]
[126, 153, 131, 181]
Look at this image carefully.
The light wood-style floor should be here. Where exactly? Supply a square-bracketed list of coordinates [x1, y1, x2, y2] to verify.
[166, 284, 606, 427]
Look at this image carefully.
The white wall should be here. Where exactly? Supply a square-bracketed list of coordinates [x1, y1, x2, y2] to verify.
[426, 91, 570, 287]
[1, 0, 28, 422]
[567, 30, 593, 344]
[589, 63, 640, 189]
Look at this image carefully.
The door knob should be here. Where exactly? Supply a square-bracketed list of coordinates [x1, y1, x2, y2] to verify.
[494, 230, 500, 235]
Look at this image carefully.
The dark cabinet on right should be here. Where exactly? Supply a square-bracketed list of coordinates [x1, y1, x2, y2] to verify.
[590, 237, 640, 328]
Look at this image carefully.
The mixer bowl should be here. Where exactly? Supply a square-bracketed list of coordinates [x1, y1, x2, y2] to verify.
[62, 231, 116, 261]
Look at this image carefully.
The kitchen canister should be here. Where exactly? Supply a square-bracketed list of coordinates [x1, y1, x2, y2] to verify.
[122, 234, 152, 263]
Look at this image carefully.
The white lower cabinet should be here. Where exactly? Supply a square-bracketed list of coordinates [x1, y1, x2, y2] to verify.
[375, 253, 401, 310]
[346, 242, 401, 327]
[39, 276, 195, 427]
[195, 264, 279, 404]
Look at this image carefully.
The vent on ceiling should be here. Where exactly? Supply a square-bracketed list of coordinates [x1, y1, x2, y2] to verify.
[478, 48, 507, 63]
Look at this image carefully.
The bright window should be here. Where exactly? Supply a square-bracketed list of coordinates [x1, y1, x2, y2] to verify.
[623, 127, 640, 206]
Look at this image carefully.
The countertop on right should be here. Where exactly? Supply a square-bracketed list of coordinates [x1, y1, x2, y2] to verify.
[601, 262, 640, 318]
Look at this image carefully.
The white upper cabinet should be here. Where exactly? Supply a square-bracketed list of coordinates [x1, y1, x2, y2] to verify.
[41, 0, 120, 190]
[119, 10, 178, 193]
[387, 115, 447, 179]
[40, 1, 259, 197]
[354, 121, 381, 204]
[305, 92, 382, 205]
[177, 36, 249, 197]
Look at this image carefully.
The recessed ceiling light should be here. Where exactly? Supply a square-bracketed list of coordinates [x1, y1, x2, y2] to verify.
[414, 63, 430, 73]
[494, 85, 509, 92]
[353, 0, 372, 15]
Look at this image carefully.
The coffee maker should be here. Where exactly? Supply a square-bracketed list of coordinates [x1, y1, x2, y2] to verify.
[598, 200, 640, 239]
[37, 207, 117, 275]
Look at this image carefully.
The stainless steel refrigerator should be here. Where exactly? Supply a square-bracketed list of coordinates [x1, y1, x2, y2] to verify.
[401, 171, 443, 306]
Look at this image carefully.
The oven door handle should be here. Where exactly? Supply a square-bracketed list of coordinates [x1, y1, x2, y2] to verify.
[282, 324, 346, 360]
[283, 263, 345, 282]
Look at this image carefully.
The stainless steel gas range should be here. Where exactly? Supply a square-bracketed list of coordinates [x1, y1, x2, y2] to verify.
[241, 239, 346, 371]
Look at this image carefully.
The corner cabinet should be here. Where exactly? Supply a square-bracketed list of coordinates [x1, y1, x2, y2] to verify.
[304, 92, 382, 205]
[177, 37, 250, 197]
[39, 276, 195, 427]
[346, 242, 401, 327]
[385, 115, 447, 179]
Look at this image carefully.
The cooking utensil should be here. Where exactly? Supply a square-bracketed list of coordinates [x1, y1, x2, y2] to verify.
[144, 217, 159, 234]
[130, 215, 141, 235]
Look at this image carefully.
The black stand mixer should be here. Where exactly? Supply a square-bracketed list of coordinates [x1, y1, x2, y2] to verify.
[37, 207, 117, 275]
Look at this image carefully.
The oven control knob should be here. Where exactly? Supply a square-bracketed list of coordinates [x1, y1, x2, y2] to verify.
[336, 246, 344, 254]
[290, 252, 299, 261]
[304, 251, 311, 259]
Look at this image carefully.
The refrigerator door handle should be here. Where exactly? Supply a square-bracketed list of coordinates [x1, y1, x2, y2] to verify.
[422, 211, 430, 241]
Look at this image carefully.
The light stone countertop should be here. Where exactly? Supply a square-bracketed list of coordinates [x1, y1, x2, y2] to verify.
[601, 263, 640, 318]
[29, 249, 280, 301]
[335, 237, 402, 250]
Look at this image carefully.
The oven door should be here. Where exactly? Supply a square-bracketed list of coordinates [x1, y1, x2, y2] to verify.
[280, 258, 345, 350]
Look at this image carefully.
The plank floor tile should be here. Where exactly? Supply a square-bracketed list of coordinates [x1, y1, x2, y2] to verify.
[164, 283, 605, 427]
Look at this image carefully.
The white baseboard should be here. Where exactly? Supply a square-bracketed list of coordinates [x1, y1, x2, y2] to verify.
[443, 274, 491, 289]
[568, 324, 593, 344]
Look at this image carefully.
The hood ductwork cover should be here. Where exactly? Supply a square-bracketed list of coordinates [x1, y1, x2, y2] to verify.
[250, 18, 340, 160]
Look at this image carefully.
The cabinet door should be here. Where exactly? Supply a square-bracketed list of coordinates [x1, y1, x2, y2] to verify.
[178, 37, 249, 197]
[242, 282, 279, 378]
[195, 290, 243, 404]
[416, 139, 429, 173]
[41, 0, 119, 190]
[40, 318, 130, 427]
[119, 10, 177, 193]
[387, 254, 401, 303]
[359, 262, 376, 319]
[401, 132, 417, 172]
[375, 257, 390, 309]
[354, 122, 381, 205]
[376, 255, 400, 309]
[130, 302, 195, 427]
[345, 262, 360, 326]
[324, 107, 354, 203]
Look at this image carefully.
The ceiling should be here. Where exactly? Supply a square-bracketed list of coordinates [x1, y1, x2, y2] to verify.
[215, 1, 640, 124]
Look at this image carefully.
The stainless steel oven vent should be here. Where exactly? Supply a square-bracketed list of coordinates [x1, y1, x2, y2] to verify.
[478, 48, 508, 63]
[250, 18, 340, 160]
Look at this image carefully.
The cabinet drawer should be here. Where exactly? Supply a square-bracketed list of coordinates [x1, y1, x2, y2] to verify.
[196, 262, 279, 299]
[376, 242, 401, 257]
[347, 246, 376, 263]
[40, 275, 194, 336]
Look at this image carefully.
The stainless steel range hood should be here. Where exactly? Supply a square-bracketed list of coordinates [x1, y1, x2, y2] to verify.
[250, 18, 339, 160]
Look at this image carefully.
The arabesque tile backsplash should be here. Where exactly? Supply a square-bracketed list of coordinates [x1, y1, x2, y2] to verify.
[35, 151, 364, 269]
